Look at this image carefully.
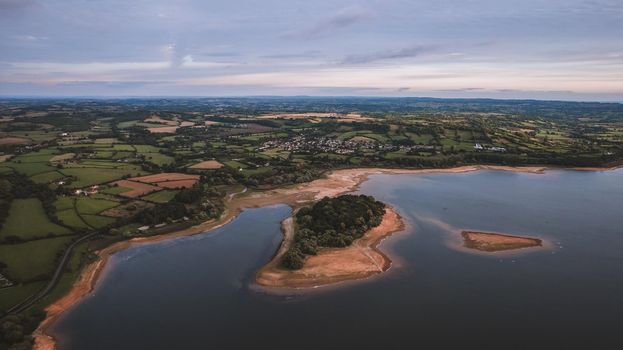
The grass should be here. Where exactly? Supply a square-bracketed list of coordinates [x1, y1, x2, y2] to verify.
[224, 160, 248, 169]
[361, 133, 389, 142]
[0, 236, 75, 281]
[11, 149, 57, 163]
[53, 196, 75, 211]
[242, 167, 274, 176]
[93, 151, 115, 158]
[117, 223, 143, 235]
[93, 138, 119, 144]
[101, 185, 132, 195]
[56, 209, 90, 229]
[0, 281, 46, 313]
[142, 152, 174, 166]
[4, 161, 56, 176]
[117, 120, 140, 129]
[75, 197, 119, 215]
[81, 214, 116, 228]
[60, 167, 147, 188]
[407, 132, 434, 144]
[30, 170, 65, 184]
[4, 131, 56, 143]
[134, 144, 161, 152]
[111, 144, 136, 151]
[141, 189, 179, 203]
[0, 198, 72, 240]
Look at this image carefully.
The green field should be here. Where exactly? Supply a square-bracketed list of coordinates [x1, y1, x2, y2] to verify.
[57, 209, 90, 229]
[142, 152, 174, 166]
[81, 214, 116, 228]
[0, 236, 75, 281]
[60, 167, 147, 188]
[224, 160, 248, 169]
[0, 198, 72, 240]
[141, 190, 179, 203]
[4, 161, 56, 176]
[0, 281, 46, 313]
[30, 170, 65, 184]
[75, 197, 119, 215]
[10, 149, 57, 163]
[101, 185, 132, 195]
[53, 196, 75, 211]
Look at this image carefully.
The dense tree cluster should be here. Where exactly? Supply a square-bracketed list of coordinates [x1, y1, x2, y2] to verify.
[137, 202, 187, 226]
[246, 166, 322, 187]
[0, 310, 44, 350]
[282, 195, 385, 269]
[137, 184, 225, 226]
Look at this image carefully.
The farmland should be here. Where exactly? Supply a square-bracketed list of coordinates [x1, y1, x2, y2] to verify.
[0, 96, 622, 345]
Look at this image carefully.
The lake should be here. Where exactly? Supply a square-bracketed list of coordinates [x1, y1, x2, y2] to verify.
[49, 169, 623, 349]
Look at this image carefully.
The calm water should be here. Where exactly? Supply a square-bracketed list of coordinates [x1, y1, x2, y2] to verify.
[50, 170, 623, 349]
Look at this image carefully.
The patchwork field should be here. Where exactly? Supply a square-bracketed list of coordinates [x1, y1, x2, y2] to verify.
[113, 180, 161, 198]
[189, 160, 224, 169]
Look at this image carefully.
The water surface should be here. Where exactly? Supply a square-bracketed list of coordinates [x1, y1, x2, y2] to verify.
[50, 170, 623, 349]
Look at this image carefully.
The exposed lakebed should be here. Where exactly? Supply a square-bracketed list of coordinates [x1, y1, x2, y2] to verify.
[49, 169, 623, 349]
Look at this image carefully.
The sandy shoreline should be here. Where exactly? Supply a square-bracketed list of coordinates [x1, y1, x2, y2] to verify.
[31, 164, 619, 349]
[461, 231, 543, 252]
[255, 206, 405, 288]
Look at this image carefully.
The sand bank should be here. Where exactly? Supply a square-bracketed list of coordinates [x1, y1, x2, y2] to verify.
[461, 231, 542, 252]
[256, 207, 405, 288]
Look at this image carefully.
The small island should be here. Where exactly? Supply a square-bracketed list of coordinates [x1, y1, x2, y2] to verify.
[256, 194, 404, 288]
[461, 231, 542, 252]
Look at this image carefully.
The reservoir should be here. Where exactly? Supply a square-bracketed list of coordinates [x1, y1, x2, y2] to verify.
[49, 169, 623, 349]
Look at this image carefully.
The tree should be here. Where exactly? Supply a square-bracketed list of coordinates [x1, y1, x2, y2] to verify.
[281, 248, 304, 269]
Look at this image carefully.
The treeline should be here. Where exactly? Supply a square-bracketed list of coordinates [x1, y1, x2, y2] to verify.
[282, 195, 385, 269]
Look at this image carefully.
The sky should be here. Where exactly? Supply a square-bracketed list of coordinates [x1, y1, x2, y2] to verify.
[1, 0, 622, 101]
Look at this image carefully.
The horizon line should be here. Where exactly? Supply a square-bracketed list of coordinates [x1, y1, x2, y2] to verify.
[0, 95, 621, 104]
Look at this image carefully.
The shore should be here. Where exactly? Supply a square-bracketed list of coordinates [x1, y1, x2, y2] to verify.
[31, 164, 618, 349]
[256, 206, 405, 288]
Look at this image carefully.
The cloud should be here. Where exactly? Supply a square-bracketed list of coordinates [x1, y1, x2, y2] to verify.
[433, 88, 484, 92]
[340, 45, 434, 65]
[281, 6, 372, 40]
[8, 61, 171, 74]
[0, 0, 34, 11]
[180, 55, 236, 69]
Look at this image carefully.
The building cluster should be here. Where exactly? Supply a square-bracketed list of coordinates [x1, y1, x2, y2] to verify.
[260, 135, 440, 155]
[74, 185, 99, 196]
[0, 273, 13, 288]
[474, 143, 507, 152]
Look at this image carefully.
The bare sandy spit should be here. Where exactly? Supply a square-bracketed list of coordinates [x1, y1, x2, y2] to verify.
[31, 164, 614, 349]
[461, 231, 542, 252]
[256, 206, 405, 288]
